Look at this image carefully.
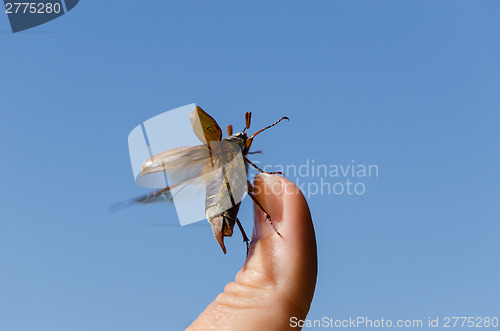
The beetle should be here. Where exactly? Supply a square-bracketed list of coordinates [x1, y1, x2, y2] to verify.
[136, 106, 288, 254]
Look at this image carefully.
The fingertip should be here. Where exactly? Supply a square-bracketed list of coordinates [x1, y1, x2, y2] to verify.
[251, 173, 317, 313]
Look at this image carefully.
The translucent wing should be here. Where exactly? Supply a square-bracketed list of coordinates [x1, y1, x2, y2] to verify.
[140, 145, 213, 186]
[190, 106, 222, 147]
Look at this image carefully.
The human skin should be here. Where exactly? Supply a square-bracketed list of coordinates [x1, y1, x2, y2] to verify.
[187, 173, 318, 330]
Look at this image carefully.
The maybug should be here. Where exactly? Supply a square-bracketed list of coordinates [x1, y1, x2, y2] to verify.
[136, 106, 288, 254]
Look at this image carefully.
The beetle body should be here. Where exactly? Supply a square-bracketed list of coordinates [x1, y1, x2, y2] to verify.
[137, 106, 287, 254]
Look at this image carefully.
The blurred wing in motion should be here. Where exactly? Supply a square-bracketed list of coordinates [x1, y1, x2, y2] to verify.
[108, 180, 200, 214]
[107, 187, 175, 213]
[136, 186, 175, 204]
[190, 106, 222, 147]
[136, 177, 206, 204]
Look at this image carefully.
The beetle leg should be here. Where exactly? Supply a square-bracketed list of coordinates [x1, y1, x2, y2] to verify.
[244, 156, 284, 176]
[247, 180, 282, 238]
[235, 217, 250, 255]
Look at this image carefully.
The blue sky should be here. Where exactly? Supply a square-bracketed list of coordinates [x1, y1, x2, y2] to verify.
[1, 1, 499, 330]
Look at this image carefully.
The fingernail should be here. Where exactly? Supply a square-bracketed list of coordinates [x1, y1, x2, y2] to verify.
[253, 173, 283, 239]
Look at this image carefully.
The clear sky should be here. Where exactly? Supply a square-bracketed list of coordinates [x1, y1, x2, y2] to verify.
[1, 1, 499, 330]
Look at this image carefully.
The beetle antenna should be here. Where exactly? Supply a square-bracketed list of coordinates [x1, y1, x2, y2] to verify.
[243, 112, 252, 133]
[249, 116, 289, 139]
[243, 116, 288, 154]
[227, 124, 233, 136]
